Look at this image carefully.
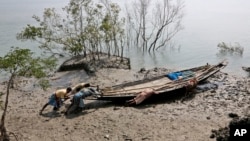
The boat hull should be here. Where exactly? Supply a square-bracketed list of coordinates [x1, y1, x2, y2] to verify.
[91, 60, 228, 102]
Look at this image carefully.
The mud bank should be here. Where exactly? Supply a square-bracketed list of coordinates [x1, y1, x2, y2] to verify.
[0, 67, 249, 141]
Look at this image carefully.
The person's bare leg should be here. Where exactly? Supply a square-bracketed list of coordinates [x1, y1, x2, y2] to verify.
[40, 103, 49, 115]
[65, 103, 73, 115]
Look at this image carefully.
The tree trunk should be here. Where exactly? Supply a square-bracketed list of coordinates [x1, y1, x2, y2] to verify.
[0, 74, 13, 141]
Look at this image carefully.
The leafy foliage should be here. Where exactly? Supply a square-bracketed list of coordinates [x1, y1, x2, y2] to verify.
[17, 0, 126, 59]
[0, 47, 57, 140]
[16, 0, 184, 69]
[0, 47, 56, 88]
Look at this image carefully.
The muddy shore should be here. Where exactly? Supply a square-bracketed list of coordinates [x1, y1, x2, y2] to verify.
[0, 67, 250, 141]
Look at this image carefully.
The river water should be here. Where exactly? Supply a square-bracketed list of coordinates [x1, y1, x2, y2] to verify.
[1, 0, 250, 77]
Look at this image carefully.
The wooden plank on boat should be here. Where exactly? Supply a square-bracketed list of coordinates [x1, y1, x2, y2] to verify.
[96, 60, 228, 100]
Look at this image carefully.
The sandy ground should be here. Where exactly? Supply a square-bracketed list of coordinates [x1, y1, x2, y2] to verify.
[0, 68, 250, 141]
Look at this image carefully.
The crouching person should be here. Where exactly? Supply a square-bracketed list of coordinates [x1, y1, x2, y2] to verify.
[40, 87, 72, 115]
[65, 87, 99, 115]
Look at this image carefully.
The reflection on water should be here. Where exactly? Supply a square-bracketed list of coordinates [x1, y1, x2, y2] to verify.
[127, 0, 250, 77]
[1, 0, 250, 77]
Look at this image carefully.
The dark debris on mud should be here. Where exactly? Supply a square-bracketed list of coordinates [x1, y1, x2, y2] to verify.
[58, 53, 131, 73]
[211, 114, 250, 141]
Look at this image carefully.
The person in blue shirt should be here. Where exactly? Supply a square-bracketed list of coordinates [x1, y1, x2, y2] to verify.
[65, 87, 100, 115]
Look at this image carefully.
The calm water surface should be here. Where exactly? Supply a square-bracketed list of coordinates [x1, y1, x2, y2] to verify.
[1, 0, 250, 76]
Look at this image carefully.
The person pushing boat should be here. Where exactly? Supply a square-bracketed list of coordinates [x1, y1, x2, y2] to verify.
[65, 86, 100, 115]
[70, 82, 97, 95]
[39, 87, 72, 115]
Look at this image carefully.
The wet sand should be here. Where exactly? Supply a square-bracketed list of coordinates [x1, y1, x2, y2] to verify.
[1, 68, 250, 141]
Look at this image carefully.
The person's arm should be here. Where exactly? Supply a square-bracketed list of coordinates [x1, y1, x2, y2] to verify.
[64, 94, 70, 100]
[90, 84, 98, 87]
[65, 103, 73, 115]
[84, 83, 99, 88]
[68, 90, 75, 96]
[80, 89, 94, 98]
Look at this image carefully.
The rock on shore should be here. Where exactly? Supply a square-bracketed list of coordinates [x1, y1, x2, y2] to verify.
[57, 53, 131, 73]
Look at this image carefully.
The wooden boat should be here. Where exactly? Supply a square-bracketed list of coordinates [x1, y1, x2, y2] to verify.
[93, 60, 228, 103]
